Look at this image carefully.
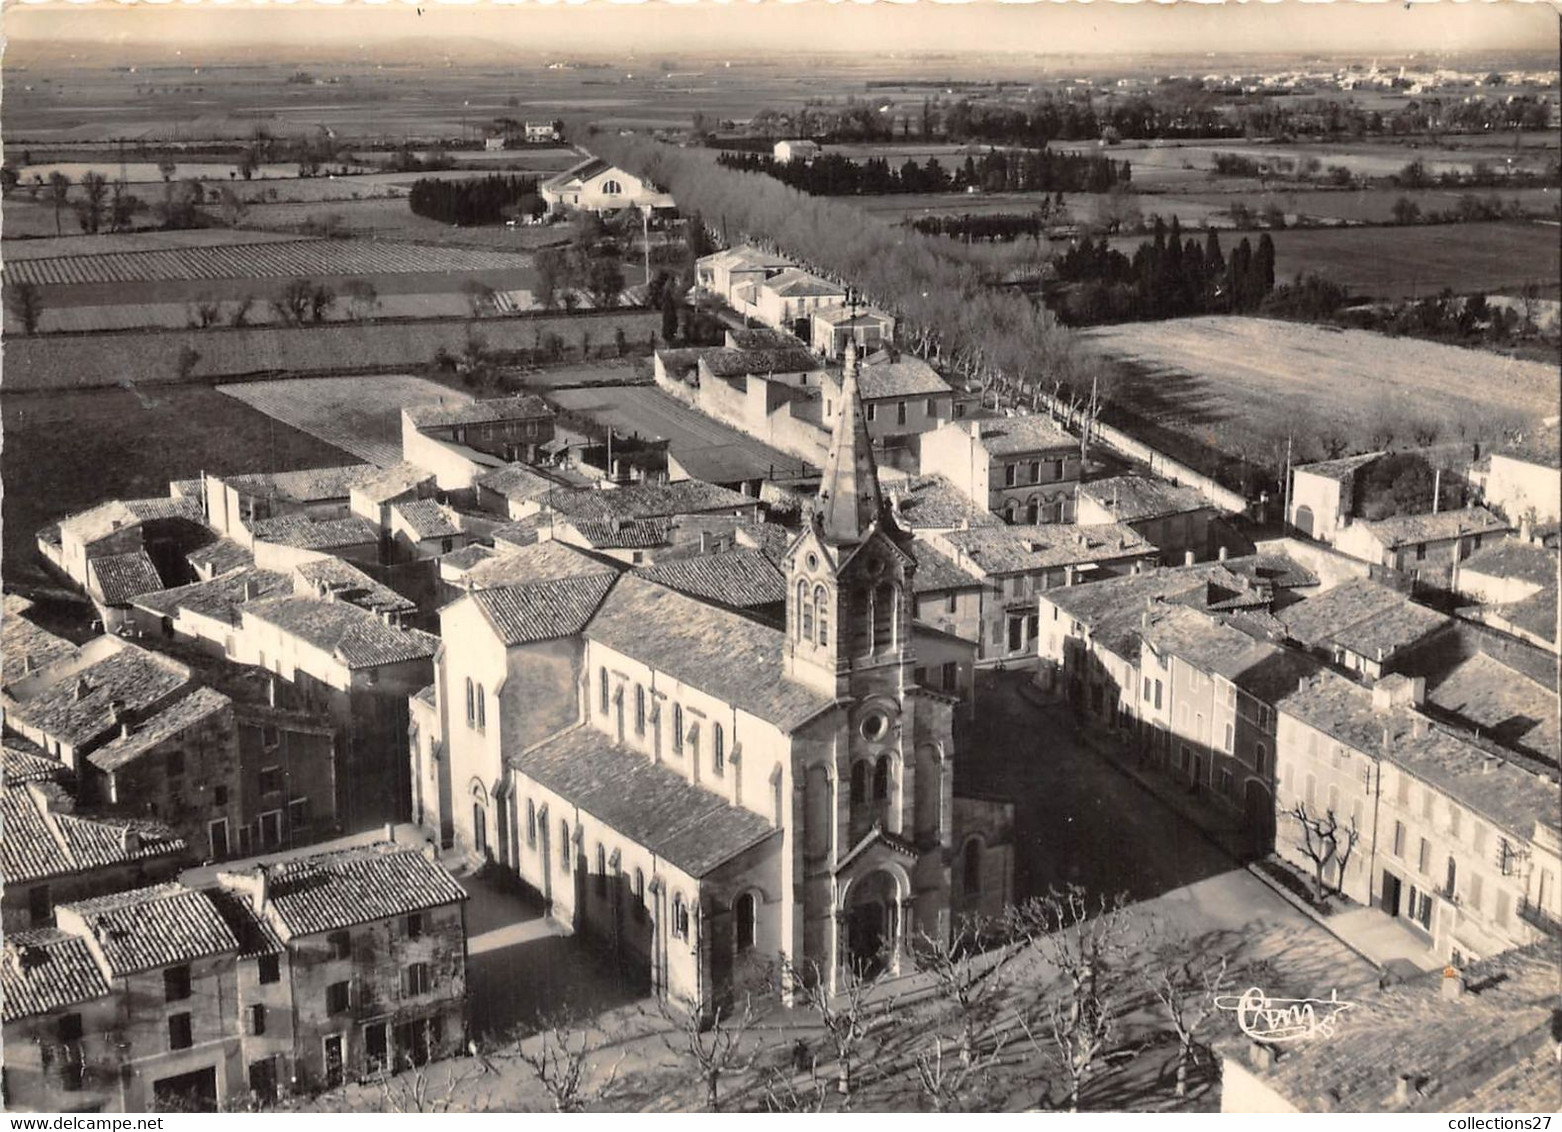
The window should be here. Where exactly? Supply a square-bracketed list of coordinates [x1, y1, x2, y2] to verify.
[215, 785, 229, 807]
[288, 797, 309, 832]
[1469, 872, 1484, 911]
[735, 892, 757, 952]
[164, 964, 191, 1003]
[57, 1013, 83, 1044]
[1393, 821, 1406, 857]
[634, 868, 646, 921]
[1004, 464, 1017, 488]
[1028, 460, 1041, 483]
[1421, 790, 1433, 821]
[1474, 822, 1488, 854]
[1418, 838, 1431, 875]
[1415, 542, 1427, 561]
[28, 884, 51, 925]
[465, 677, 475, 724]
[258, 766, 282, 796]
[926, 397, 938, 418]
[326, 981, 350, 1014]
[258, 953, 280, 985]
[635, 686, 646, 736]
[1153, 680, 1163, 710]
[713, 723, 725, 775]
[850, 761, 868, 806]
[672, 893, 690, 939]
[250, 1004, 267, 1036]
[602, 179, 622, 195]
[815, 585, 829, 646]
[406, 913, 424, 940]
[596, 844, 608, 896]
[800, 581, 814, 641]
[896, 401, 907, 426]
[946, 591, 958, 615]
[1445, 856, 1458, 896]
[873, 756, 890, 802]
[1224, 723, 1234, 753]
[329, 931, 351, 960]
[1220, 768, 1234, 797]
[1304, 774, 1315, 807]
[1255, 743, 1268, 777]
[942, 660, 958, 689]
[865, 403, 876, 423]
[599, 668, 610, 715]
[1143, 678, 1152, 702]
[672, 704, 684, 754]
[168, 1013, 193, 1051]
[262, 726, 280, 750]
[404, 963, 432, 997]
[1494, 891, 1511, 927]
[560, 821, 572, 872]
[365, 1023, 389, 1074]
[526, 800, 537, 848]
[1449, 807, 1462, 839]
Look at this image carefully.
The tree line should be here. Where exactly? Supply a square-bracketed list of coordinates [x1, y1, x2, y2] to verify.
[1052, 222, 1276, 325]
[715, 148, 1130, 196]
[911, 209, 1060, 244]
[408, 174, 543, 226]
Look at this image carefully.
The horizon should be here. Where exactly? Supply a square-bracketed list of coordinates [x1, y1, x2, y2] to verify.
[6, 0, 1559, 66]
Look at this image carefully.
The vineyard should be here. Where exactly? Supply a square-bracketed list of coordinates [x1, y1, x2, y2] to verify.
[4, 239, 537, 285]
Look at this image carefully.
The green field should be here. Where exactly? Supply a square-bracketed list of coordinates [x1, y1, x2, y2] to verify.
[1, 383, 355, 591]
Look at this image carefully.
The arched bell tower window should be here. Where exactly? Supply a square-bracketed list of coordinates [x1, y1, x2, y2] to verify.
[873, 582, 897, 652]
[850, 761, 868, 807]
[814, 585, 830, 646]
[873, 755, 891, 802]
[798, 580, 814, 642]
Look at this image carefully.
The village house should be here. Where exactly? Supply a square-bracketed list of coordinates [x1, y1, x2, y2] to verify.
[247, 516, 382, 572]
[474, 463, 569, 521]
[1334, 506, 1511, 584]
[1273, 670, 1561, 964]
[129, 568, 296, 656]
[636, 548, 788, 620]
[810, 304, 895, 359]
[1286, 452, 1386, 545]
[882, 474, 1003, 537]
[695, 244, 793, 307]
[907, 538, 987, 652]
[1477, 420, 1561, 525]
[411, 352, 1011, 1014]
[928, 521, 1157, 666]
[401, 395, 557, 491]
[387, 499, 468, 562]
[743, 269, 848, 338]
[842, 352, 955, 467]
[1453, 532, 1558, 606]
[524, 121, 560, 143]
[773, 139, 821, 163]
[539, 156, 674, 215]
[2, 763, 187, 931]
[1277, 576, 1455, 681]
[920, 415, 1083, 524]
[203, 466, 385, 543]
[1076, 475, 1219, 566]
[3, 594, 77, 686]
[216, 841, 469, 1092]
[1219, 939, 1561, 1113]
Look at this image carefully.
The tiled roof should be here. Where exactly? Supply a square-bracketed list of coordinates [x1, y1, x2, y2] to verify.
[132, 568, 293, 626]
[703, 244, 792, 272]
[908, 538, 986, 594]
[2, 594, 76, 680]
[87, 686, 233, 774]
[1427, 652, 1559, 764]
[243, 597, 439, 670]
[169, 478, 204, 499]
[469, 574, 619, 646]
[1278, 578, 1450, 658]
[511, 726, 779, 877]
[477, 463, 562, 504]
[811, 303, 893, 327]
[763, 268, 844, 299]
[855, 355, 950, 401]
[568, 518, 671, 549]
[266, 465, 382, 502]
[586, 575, 834, 729]
[1487, 584, 1558, 644]
[440, 543, 497, 573]
[88, 549, 165, 606]
[1223, 940, 1562, 1113]
[1141, 604, 1319, 701]
[8, 647, 191, 749]
[1293, 451, 1386, 484]
[186, 538, 254, 576]
[250, 842, 467, 938]
[957, 414, 1075, 456]
[203, 886, 285, 959]
[701, 346, 822, 380]
[938, 522, 1153, 576]
[1277, 672, 1560, 839]
[544, 155, 613, 191]
[250, 514, 379, 551]
[350, 462, 433, 504]
[461, 539, 618, 591]
[638, 549, 786, 609]
[547, 480, 758, 522]
[733, 521, 800, 566]
[1359, 506, 1510, 549]
[1458, 538, 1558, 588]
[2, 929, 113, 1022]
[393, 499, 461, 540]
[3, 740, 70, 786]
[61, 883, 237, 974]
[2, 782, 187, 885]
[58, 498, 204, 546]
[492, 516, 544, 549]
[1079, 475, 1212, 522]
[727, 327, 804, 350]
[406, 394, 553, 430]
[293, 557, 417, 615]
[888, 474, 1001, 532]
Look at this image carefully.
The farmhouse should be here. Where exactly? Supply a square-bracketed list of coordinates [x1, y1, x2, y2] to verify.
[524, 121, 561, 143]
[1077, 475, 1218, 566]
[811, 303, 896, 359]
[1277, 576, 1454, 681]
[742, 269, 848, 338]
[921, 415, 1083, 524]
[402, 395, 557, 491]
[695, 244, 794, 307]
[1335, 506, 1511, 583]
[540, 156, 674, 215]
[1287, 451, 1386, 546]
[773, 139, 821, 163]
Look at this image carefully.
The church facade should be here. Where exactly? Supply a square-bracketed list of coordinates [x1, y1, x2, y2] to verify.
[409, 343, 1011, 1013]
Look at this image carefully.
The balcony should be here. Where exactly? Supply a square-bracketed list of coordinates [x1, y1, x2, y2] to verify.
[1517, 897, 1562, 939]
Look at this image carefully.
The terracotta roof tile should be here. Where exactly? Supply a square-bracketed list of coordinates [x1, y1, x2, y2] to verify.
[250, 514, 379, 551]
[638, 549, 786, 609]
[461, 540, 618, 591]
[1, 929, 113, 1022]
[548, 480, 758, 522]
[1, 783, 186, 885]
[250, 842, 467, 938]
[132, 568, 293, 626]
[8, 647, 191, 749]
[243, 598, 438, 669]
[393, 499, 461, 540]
[88, 550, 165, 606]
[568, 518, 671, 549]
[61, 883, 237, 974]
[938, 522, 1153, 575]
[187, 538, 254, 576]
[87, 686, 233, 774]
[407, 394, 553, 430]
[1079, 475, 1213, 522]
[469, 574, 619, 646]
[1359, 506, 1510, 549]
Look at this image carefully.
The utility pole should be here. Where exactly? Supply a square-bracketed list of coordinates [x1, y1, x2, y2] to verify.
[1282, 433, 1293, 531]
[641, 205, 651, 287]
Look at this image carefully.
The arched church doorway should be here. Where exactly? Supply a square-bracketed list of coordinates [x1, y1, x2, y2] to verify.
[844, 870, 900, 977]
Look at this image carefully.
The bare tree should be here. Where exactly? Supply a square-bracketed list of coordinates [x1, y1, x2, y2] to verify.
[1141, 928, 1232, 1097]
[1289, 803, 1360, 903]
[904, 913, 1021, 1073]
[1018, 983, 1116, 1112]
[784, 957, 894, 1105]
[506, 1009, 624, 1113]
[910, 1032, 1007, 1113]
[5, 281, 45, 335]
[76, 171, 109, 234]
[343, 279, 380, 321]
[653, 992, 765, 1113]
[462, 280, 497, 318]
[758, 1058, 831, 1113]
[365, 1060, 492, 1114]
[228, 294, 256, 328]
[48, 171, 72, 236]
[175, 344, 202, 382]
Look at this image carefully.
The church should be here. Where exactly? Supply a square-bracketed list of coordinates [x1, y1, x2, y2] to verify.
[408, 342, 1013, 1013]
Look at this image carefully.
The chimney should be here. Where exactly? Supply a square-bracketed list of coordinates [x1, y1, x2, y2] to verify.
[1218, 545, 1229, 561]
[22, 653, 35, 675]
[1184, 549, 1196, 566]
[243, 577, 260, 601]
[1394, 1075, 1415, 1105]
[255, 864, 270, 911]
[1520, 513, 1535, 544]
[700, 530, 715, 554]
[120, 720, 134, 740]
[384, 821, 396, 844]
[120, 827, 140, 854]
[1247, 1042, 1277, 1072]
[74, 676, 91, 702]
[109, 698, 127, 724]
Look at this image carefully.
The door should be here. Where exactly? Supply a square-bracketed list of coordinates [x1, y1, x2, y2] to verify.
[473, 803, 489, 858]
[248, 1057, 278, 1105]
[396, 1021, 430, 1069]
[260, 810, 282, 850]
[153, 1067, 218, 1112]
[1381, 871, 1401, 917]
[323, 1035, 344, 1089]
[1192, 756, 1203, 793]
[209, 818, 229, 860]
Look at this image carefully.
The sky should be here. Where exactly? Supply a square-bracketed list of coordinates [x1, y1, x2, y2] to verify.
[6, 0, 1559, 62]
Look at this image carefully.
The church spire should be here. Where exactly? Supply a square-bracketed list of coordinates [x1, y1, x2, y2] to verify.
[815, 337, 883, 546]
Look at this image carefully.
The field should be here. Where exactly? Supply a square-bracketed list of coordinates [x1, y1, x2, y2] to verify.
[1082, 315, 1561, 476]
[0, 310, 661, 390]
[218, 374, 473, 466]
[233, 197, 573, 248]
[4, 238, 536, 285]
[1, 383, 354, 591]
[1143, 186, 1560, 226]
